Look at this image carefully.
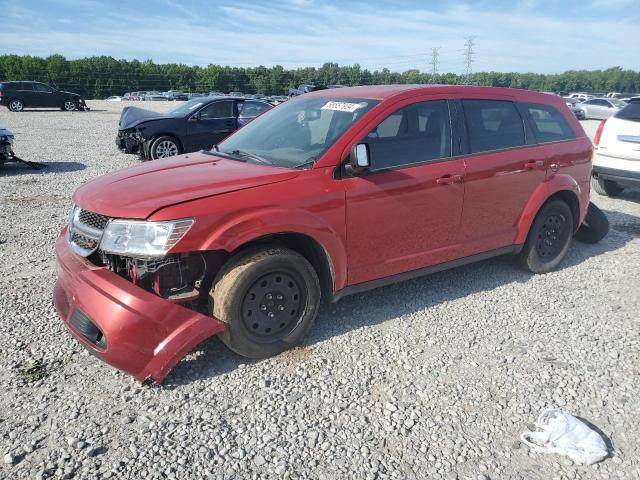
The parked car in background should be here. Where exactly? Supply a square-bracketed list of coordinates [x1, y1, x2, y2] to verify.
[228, 91, 244, 97]
[60, 85, 593, 383]
[163, 90, 188, 101]
[116, 96, 273, 159]
[237, 99, 273, 126]
[142, 91, 168, 101]
[568, 93, 593, 102]
[575, 98, 626, 120]
[0, 81, 88, 112]
[0, 126, 15, 166]
[106, 96, 123, 102]
[269, 95, 288, 105]
[209, 91, 225, 97]
[187, 92, 207, 100]
[591, 99, 640, 197]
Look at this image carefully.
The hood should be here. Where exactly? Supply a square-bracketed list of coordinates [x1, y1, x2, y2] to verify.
[119, 106, 170, 129]
[59, 90, 80, 97]
[72, 152, 300, 219]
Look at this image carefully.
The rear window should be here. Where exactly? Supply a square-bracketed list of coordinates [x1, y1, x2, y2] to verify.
[523, 103, 575, 143]
[462, 99, 525, 153]
[615, 102, 640, 123]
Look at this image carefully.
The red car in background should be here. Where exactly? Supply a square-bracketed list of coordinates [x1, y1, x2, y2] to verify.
[54, 85, 594, 383]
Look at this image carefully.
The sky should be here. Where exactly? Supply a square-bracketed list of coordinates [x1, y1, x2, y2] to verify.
[0, 0, 639, 74]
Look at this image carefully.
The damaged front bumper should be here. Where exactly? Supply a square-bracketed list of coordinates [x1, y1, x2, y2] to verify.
[116, 130, 144, 155]
[53, 229, 225, 384]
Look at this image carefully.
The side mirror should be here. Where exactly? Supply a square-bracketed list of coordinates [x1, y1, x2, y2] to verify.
[346, 143, 370, 175]
[189, 113, 200, 122]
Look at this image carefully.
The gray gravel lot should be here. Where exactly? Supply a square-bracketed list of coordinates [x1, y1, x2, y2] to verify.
[0, 102, 638, 479]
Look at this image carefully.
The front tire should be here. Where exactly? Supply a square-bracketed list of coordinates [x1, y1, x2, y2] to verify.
[149, 136, 181, 159]
[63, 100, 77, 111]
[519, 199, 574, 274]
[591, 176, 623, 197]
[8, 99, 24, 112]
[211, 247, 321, 358]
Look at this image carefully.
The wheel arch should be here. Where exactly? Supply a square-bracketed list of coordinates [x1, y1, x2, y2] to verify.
[232, 232, 336, 301]
[515, 175, 584, 244]
[150, 134, 184, 151]
[8, 97, 25, 108]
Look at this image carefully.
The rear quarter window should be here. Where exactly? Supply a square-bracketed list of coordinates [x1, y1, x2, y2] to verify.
[615, 102, 640, 123]
[523, 103, 576, 143]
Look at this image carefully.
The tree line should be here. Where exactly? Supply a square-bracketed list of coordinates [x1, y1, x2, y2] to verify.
[1, 54, 639, 99]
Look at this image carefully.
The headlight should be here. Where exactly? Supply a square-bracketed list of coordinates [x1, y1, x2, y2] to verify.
[100, 218, 194, 257]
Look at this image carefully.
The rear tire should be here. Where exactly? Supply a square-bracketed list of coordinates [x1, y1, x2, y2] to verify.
[519, 199, 574, 274]
[591, 176, 623, 197]
[575, 202, 609, 244]
[149, 136, 181, 159]
[8, 99, 24, 112]
[211, 247, 321, 358]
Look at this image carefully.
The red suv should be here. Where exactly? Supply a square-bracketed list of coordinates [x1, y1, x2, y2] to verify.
[54, 85, 592, 383]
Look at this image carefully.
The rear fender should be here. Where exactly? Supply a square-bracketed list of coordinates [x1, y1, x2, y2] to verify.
[515, 174, 583, 244]
[200, 208, 347, 291]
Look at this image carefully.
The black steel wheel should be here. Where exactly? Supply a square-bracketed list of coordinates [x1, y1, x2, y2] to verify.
[535, 213, 567, 259]
[519, 199, 574, 274]
[211, 247, 321, 358]
[240, 271, 305, 343]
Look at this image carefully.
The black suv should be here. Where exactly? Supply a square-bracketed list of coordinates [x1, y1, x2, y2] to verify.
[0, 81, 88, 112]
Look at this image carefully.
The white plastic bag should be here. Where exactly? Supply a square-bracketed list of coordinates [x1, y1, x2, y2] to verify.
[520, 408, 608, 465]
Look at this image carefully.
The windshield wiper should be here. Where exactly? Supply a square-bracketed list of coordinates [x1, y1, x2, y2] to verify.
[292, 158, 317, 170]
[229, 149, 272, 165]
[199, 149, 247, 161]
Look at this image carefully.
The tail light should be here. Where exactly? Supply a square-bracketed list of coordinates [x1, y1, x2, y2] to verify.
[593, 119, 607, 146]
[0, 91, 4, 97]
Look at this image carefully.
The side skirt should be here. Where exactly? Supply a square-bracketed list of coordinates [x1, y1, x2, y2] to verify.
[331, 244, 523, 302]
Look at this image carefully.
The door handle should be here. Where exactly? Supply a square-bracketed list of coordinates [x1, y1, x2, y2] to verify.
[524, 160, 545, 170]
[436, 174, 462, 185]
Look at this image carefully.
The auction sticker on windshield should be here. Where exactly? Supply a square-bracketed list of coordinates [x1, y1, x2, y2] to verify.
[321, 101, 364, 113]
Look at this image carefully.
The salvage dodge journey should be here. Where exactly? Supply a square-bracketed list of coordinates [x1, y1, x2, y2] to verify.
[54, 85, 593, 383]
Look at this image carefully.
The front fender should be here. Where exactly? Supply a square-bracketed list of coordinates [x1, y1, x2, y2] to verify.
[514, 174, 584, 245]
[201, 207, 347, 291]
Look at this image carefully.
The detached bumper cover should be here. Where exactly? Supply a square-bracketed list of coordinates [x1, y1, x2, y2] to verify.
[53, 229, 225, 383]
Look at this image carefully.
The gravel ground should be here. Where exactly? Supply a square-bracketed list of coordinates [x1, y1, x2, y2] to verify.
[0, 102, 638, 479]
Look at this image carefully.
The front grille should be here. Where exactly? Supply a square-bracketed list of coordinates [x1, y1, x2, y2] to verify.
[71, 232, 99, 251]
[78, 210, 109, 230]
[69, 308, 107, 350]
[67, 207, 110, 257]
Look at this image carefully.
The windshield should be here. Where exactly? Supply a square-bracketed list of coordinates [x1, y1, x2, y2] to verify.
[168, 99, 205, 116]
[610, 99, 627, 108]
[217, 96, 379, 168]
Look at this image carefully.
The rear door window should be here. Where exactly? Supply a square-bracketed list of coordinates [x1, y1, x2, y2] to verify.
[462, 100, 525, 153]
[523, 103, 575, 143]
[18, 82, 34, 91]
[366, 100, 452, 170]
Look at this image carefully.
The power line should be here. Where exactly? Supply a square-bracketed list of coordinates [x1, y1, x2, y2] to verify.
[462, 36, 476, 85]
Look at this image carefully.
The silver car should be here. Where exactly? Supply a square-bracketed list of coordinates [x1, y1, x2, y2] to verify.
[576, 98, 626, 120]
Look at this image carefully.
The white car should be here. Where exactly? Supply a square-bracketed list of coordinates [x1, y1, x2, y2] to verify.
[106, 96, 123, 101]
[592, 100, 640, 196]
